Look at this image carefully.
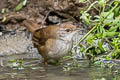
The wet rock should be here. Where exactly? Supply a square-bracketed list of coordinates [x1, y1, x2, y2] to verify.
[0, 31, 38, 56]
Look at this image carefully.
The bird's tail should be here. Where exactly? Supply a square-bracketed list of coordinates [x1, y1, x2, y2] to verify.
[23, 20, 39, 33]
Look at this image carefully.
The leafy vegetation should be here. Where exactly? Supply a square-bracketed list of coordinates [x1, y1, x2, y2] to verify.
[78, 0, 120, 62]
[79, 0, 120, 68]
[64, 0, 120, 72]
[10, 59, 24, 70]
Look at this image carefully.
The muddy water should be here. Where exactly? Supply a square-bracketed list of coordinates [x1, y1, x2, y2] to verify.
[0, 55, 120, 80]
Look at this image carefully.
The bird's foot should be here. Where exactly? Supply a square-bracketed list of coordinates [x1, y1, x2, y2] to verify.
[43, 59, 61, 65]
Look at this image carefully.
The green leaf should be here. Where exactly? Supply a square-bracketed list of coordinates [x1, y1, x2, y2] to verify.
[96, 33, 102, 38]
[105, 56, 111, 60]
[97, 25, 105, 34]
[98, 0, 105, 7]
[79, 0, 86, 3]
[98, 40, 105, 52]
[16, 0, 27, 11]
[101, 12, 108, 18]
[80, 13, 91, 24]
[95, 47, 101, 54]
[79, 44, 85, 52]
[1, 8, 5, 14]
[107, 12, 114, 19]
[104, 19, 113, 26]
[111, 19, 119, 26]
[16, 1, 24, 11]
[104, 32, 119, 37]
[103, 12, 114, 25]
[114, 6, 120, 17]
[87, 34, 95, 44]
[23, 0, 27, 5]
[109, 26, 118, 32]
[2, 17, 6, 22]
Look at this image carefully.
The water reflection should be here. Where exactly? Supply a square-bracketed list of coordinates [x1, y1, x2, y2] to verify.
[0, 56, 120, 80]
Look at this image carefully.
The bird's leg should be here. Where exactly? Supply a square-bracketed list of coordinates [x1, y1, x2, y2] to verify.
[43, 59, 48, 65]
[43, 59, 60, 65]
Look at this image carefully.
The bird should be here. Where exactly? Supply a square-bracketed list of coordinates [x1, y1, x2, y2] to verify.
[23, 20, 77, 64]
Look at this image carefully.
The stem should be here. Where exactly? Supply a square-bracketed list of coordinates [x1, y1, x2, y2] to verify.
[74, 25, 97, 47]
[84, 1, 98, 13]
[104, 3, 118, 19]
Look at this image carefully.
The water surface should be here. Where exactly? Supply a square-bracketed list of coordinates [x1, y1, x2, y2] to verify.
[0, 56, 119, 80]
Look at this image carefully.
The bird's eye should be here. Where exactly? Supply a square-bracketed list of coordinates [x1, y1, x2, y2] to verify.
[65, 29, 71, 32]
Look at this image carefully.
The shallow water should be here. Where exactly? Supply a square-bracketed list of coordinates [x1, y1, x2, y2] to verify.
[0, 56, 120, 80]
[0, 31, 119, 80]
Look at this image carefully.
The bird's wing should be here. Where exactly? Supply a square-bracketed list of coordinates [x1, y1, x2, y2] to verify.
[32, 25, 59, 47]
[23, 20, 39, 33]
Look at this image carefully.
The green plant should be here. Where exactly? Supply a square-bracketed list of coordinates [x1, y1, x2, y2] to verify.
[73, 0, 120, 69]
[10, 59, 24, 70]
[16, 0, 27, 11]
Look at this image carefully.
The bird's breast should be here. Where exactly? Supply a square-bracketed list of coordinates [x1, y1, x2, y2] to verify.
[47, 39, 72, 59]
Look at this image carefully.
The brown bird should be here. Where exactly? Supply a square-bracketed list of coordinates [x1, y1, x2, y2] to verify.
[23, 20, 77, 64]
